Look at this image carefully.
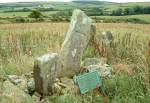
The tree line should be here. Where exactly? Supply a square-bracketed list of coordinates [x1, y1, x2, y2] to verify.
[12, 6, 150, 23]
[85, 6, 150, 16]
[112, 6, 150, 16]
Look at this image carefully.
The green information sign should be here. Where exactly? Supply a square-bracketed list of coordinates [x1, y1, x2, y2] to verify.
[74, 70, 103, 94]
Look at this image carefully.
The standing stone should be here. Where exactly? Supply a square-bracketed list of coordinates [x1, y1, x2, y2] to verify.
[101, 31, 114, 47]
[33, 53, 58, 95]
[89, 24, 96, 45]
[58, 9, 95, 77]
[101, 31, 115, 61]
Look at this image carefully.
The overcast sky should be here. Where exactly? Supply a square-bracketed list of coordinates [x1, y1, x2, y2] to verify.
[0, 0, 150, 3]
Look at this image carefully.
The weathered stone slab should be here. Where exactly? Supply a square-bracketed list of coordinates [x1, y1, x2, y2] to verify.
[33, 53, 58, 95]
[58, 9, 95, 77]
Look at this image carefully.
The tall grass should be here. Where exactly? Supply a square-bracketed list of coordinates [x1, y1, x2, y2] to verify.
[96, 23, 150, 103]
[0, 23, 150, 102]
[0, 23, 67, 75]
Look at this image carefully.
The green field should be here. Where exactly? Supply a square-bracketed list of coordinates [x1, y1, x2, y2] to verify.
[105, 2, 150, 11]
[0, 12, 30, 17]
[0, 1, 150, 24]
[0, 1, 150, 17]
[93, 14, 150, 23]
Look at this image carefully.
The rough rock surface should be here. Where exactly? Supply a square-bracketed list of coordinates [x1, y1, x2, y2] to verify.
[34, 53, 58, 95]
[83, 58, 112, 77]
[8, 75, 28, 92]
[58, 9, 95, 77]
[8, 75, 19, 84]
[82, 58, 107, 67]
[87, 64, 112, 78]
[27, 78, 35, 94]
[1, 80, 34, 103]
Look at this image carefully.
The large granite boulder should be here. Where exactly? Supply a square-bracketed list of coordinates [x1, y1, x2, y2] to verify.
[58, 9, 95, 77]
[1, 80, 34, 103]
[33, 53, 58, 95]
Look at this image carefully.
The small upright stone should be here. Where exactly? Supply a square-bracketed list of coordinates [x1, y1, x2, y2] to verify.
[101, 31, 114, 47]
[33, 53, 58, 95]
[101, 31, 115, 61]
[58, 9, 95, 77]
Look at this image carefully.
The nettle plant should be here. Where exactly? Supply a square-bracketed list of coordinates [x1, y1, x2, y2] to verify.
[147, 41, 150, 66]
[148, 41, 150, 56]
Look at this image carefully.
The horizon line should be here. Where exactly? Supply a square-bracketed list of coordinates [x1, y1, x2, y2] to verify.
[0, 0, 150, 4]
